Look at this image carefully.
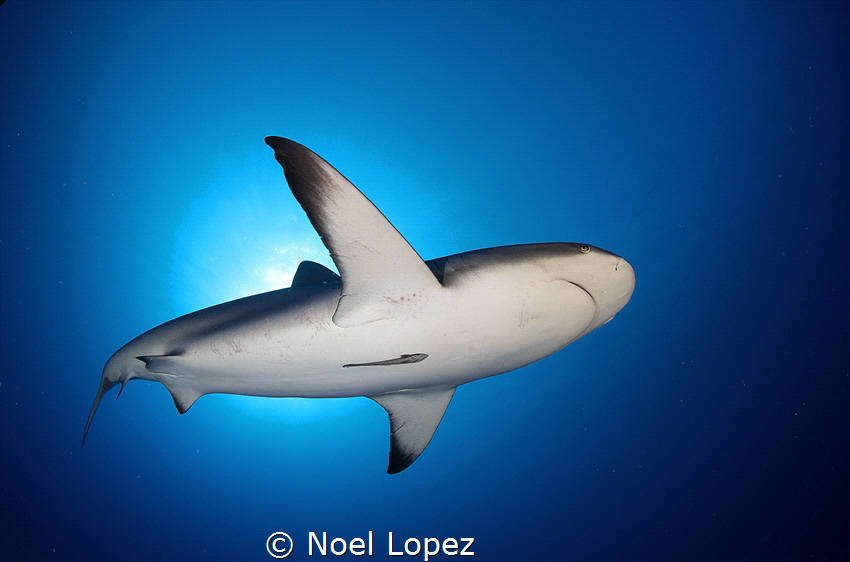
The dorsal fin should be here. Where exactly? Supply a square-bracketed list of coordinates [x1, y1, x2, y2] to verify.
[291, 260, 339, 288]
[265, 137, 443, 328]
[369, 387, 455, 474]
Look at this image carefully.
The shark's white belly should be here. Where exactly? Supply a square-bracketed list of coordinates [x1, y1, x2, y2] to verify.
[147, 271, 597, 399]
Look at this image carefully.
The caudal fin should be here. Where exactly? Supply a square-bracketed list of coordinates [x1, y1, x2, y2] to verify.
[81, 376, 118, 448]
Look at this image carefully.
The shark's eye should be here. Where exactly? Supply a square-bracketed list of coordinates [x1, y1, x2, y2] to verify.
[577, 244, 591, 254]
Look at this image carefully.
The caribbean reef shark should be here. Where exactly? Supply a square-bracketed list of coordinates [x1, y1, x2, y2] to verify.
[83, 137, 635, 473]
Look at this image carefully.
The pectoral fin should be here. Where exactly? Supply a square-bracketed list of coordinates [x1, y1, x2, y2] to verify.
[265, 137, 442, 328]
[369, 387, 455, 474]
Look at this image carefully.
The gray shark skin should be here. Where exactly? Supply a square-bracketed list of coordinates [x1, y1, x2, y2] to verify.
[83, 137, 635, 473]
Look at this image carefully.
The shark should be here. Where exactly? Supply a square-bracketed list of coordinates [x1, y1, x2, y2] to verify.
[83, 137, 635, 473]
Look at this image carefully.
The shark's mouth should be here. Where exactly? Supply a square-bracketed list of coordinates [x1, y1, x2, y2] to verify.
[565, 279, 598, 310]
[561, 279, 602, 336]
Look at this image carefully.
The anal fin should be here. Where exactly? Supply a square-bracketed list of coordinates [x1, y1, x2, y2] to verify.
[167, 386, 203, 415]
[369, 387, 455, 474]
[136, 354, 201, 414]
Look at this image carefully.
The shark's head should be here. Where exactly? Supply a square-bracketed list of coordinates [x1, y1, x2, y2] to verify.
[431, 242, 634, 353]
[556, 243, 635, 334]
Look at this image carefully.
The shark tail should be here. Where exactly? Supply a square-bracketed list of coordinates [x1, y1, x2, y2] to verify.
[81, 376, 118, 448]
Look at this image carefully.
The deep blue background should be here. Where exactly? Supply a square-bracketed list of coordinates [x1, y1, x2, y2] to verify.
[2, 1, 848, 560]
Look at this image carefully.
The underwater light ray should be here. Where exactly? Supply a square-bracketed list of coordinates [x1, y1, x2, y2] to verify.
[168, 156, 362, 424]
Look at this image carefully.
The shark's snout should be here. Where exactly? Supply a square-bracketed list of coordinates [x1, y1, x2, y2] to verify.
[614, 257, 636, 298]
[600, 256, 635, 325]
[573, 251, 635, 332]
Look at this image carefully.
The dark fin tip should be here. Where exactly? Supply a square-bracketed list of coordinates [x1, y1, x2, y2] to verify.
[387, 448, 416, 474]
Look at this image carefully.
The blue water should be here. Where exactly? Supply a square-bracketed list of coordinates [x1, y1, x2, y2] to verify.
[2, 1, 848, 560]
